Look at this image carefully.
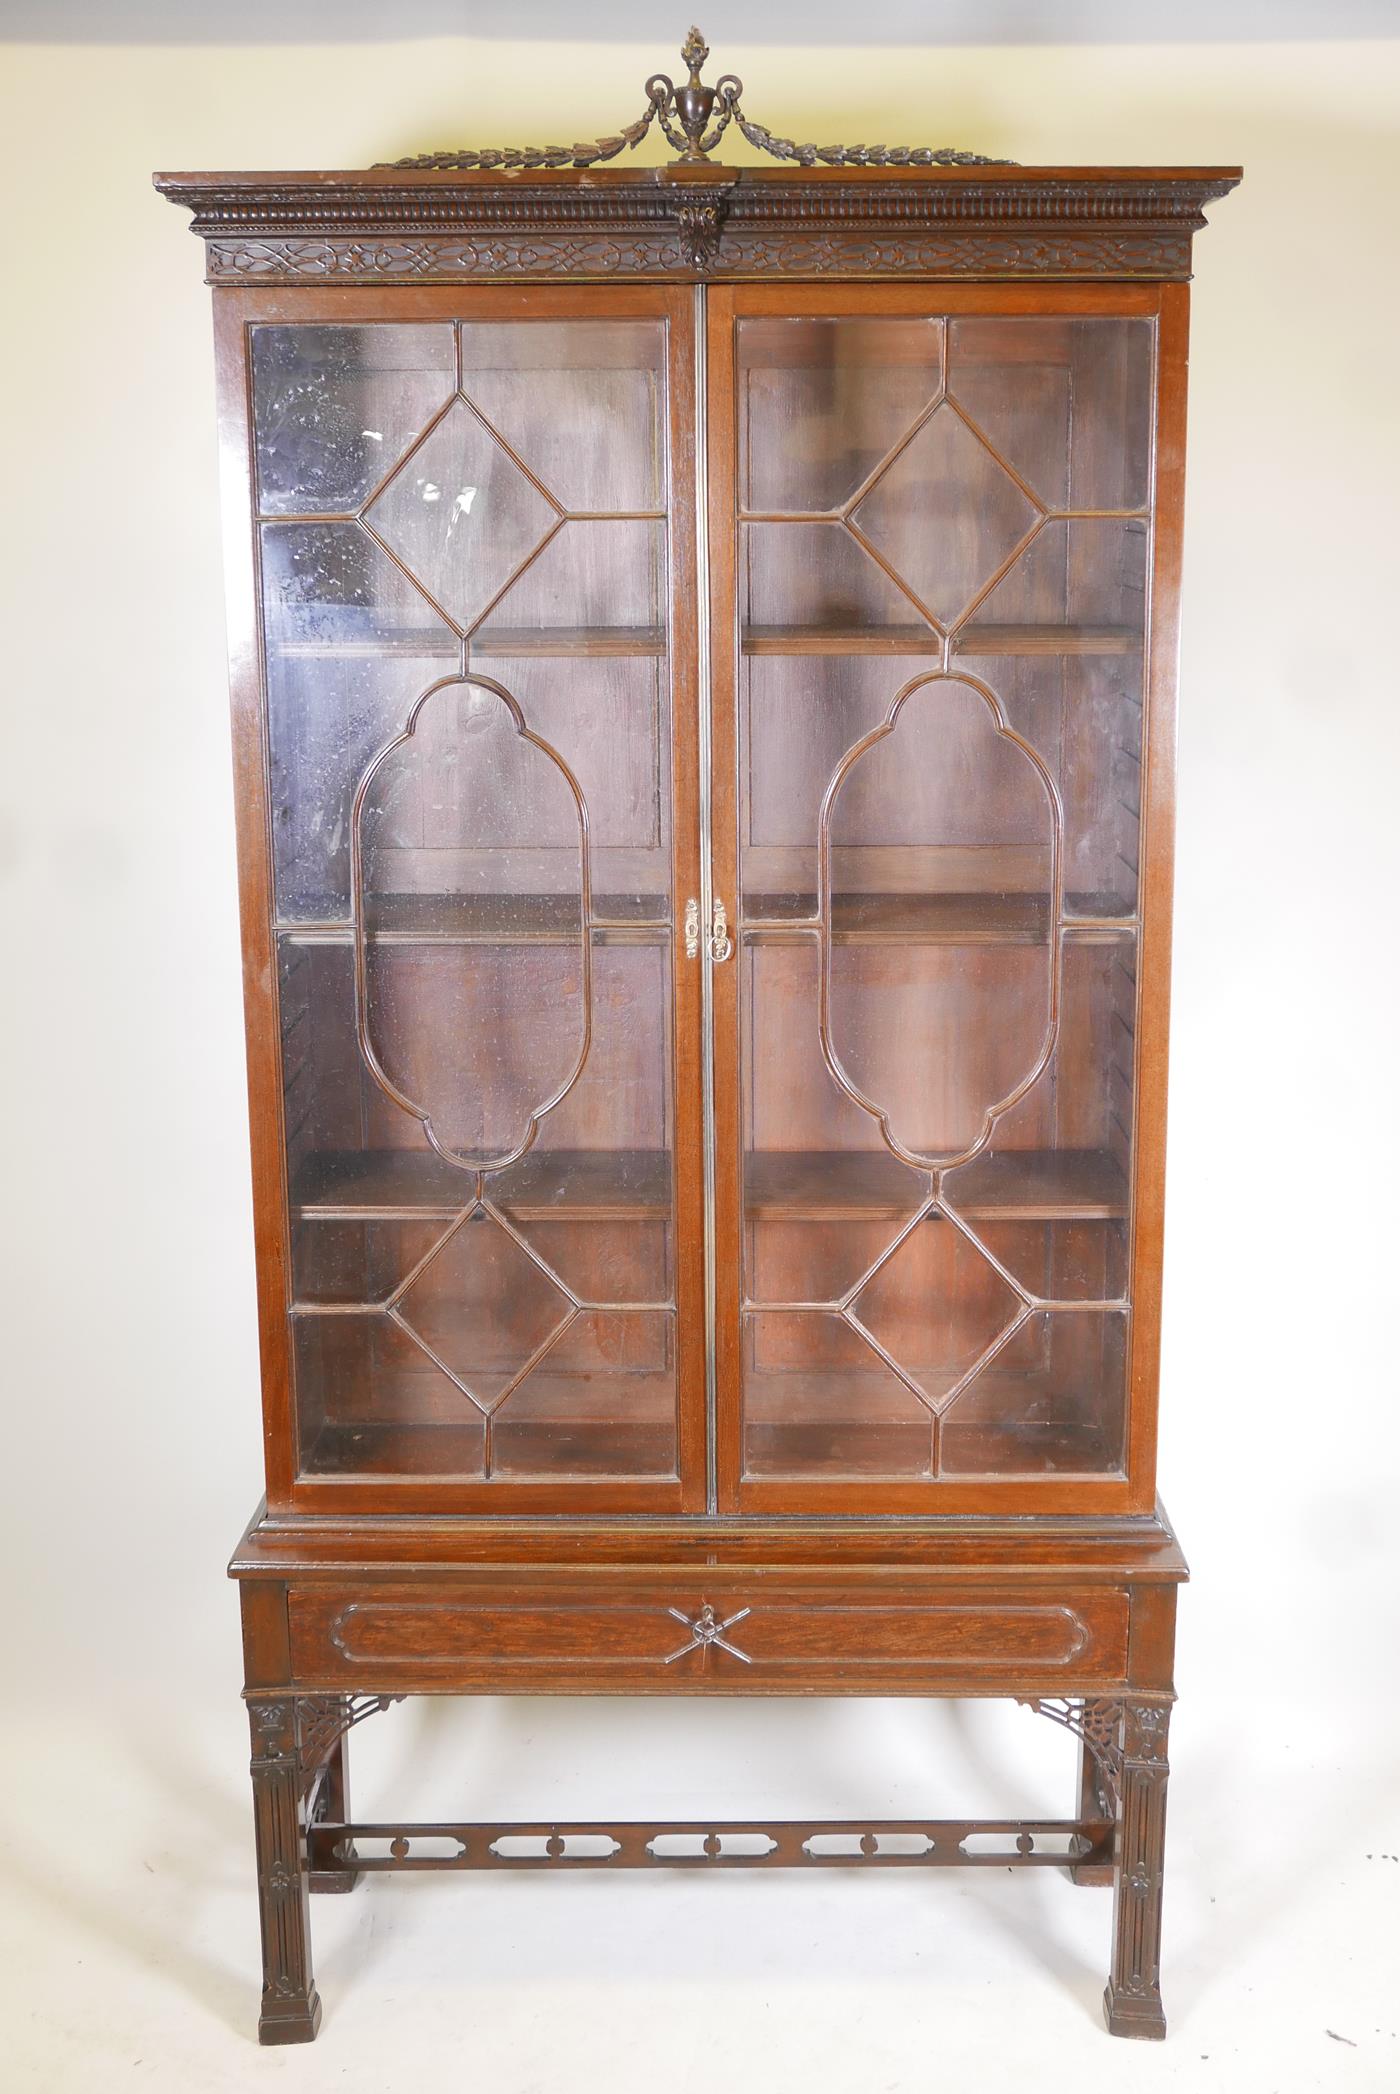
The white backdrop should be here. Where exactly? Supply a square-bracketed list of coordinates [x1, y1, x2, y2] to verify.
[1, 25, 1397, 2092]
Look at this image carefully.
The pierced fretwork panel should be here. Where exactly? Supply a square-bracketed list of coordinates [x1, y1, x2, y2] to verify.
[734, 310, 1153, 1488]
[255, 315, 681, 1487]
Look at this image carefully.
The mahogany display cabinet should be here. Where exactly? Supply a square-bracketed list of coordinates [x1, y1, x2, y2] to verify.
[158, 32, 1238, 2046]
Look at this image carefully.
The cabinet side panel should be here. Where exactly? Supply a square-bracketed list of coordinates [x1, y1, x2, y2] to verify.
[1126, 281, 1189, 1510]
[214, 292, 296, 1505]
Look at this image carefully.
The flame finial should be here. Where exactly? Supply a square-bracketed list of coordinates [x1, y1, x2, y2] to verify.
[681, 27, 709, 78]
[647, 24, 742, 163]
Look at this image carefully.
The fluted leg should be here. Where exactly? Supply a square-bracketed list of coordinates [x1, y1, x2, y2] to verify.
[248, 1699, 321, 2045]
[1104, 1697, 1173, 2039]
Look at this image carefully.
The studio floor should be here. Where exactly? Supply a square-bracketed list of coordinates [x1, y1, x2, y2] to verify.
[5, 1688, 1396, 2092]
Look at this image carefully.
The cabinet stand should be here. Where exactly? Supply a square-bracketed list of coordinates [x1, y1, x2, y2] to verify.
[237, 1508, 1180, 2043]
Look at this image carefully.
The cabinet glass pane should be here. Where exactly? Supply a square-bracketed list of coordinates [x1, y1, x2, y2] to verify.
[256, 316, 678, 1486]
[733, 310, 1152, 1488]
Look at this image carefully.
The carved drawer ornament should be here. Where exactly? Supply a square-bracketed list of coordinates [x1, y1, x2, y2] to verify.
[664, 1601, 753, 1665]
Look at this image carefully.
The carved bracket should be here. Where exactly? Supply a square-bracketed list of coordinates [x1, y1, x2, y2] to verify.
[1020, 1694, 1174, 1824]
[1021, 1696, 1124, 1811]
[298, 1695, 403, 1800]
[249, 1694, 403, 1802]
[673, 198, 729, 270]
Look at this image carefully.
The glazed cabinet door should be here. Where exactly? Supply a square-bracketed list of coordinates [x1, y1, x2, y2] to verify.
[224, 286, 705, 1512]
[707, 284, 1176, 1513]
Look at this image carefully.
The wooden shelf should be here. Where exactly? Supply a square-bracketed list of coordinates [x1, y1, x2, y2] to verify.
[272, 626, 665, 661]
[291, 1146, 1125, 1224]
[305, 1419, 675, 1480]
[747, 1410, 1120, 1479]
[293, 1147, 671, 1222]
[745, 625, 939, 657]
[279, 894, 1134, 949]
[277, 893, 668, 946]
[744, 893, 1135, 944]
[944, 1148, 1128, 1221]
[474, 625, 666, 658]
[744, 1149, 1126, 1221]
[956, 625, 1141, 658]
[751, 892, 1048, 943]
[742, 624, 1140, 658]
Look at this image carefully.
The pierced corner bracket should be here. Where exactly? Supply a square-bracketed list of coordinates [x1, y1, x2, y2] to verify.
[249, 1694, 405, 1803]
[1020, 1696, 1124, 1811]
[297, 1695, 404, 1800]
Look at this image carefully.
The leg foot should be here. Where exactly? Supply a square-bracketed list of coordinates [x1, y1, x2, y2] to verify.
[1103, 1981, 1167, 2040]
[309, 1866, 361, 1895]
[259, 1986, 323, 2045]
[1105, 1697, 1173, 2040]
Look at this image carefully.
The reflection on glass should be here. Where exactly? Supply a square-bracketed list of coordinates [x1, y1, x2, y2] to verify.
[261, 522, 455, 921]
[366, 397, 557, 629]
[252, 323, 455, 516]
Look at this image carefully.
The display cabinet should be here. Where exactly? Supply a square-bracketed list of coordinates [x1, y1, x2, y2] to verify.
[158, 30, 1237, 2045]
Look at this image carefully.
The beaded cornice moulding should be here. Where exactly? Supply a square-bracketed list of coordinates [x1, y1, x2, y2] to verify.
[155, 27, 1240, 284]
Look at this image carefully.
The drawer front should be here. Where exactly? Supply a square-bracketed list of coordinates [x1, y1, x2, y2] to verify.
[288, 1581, 1130, 1693]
